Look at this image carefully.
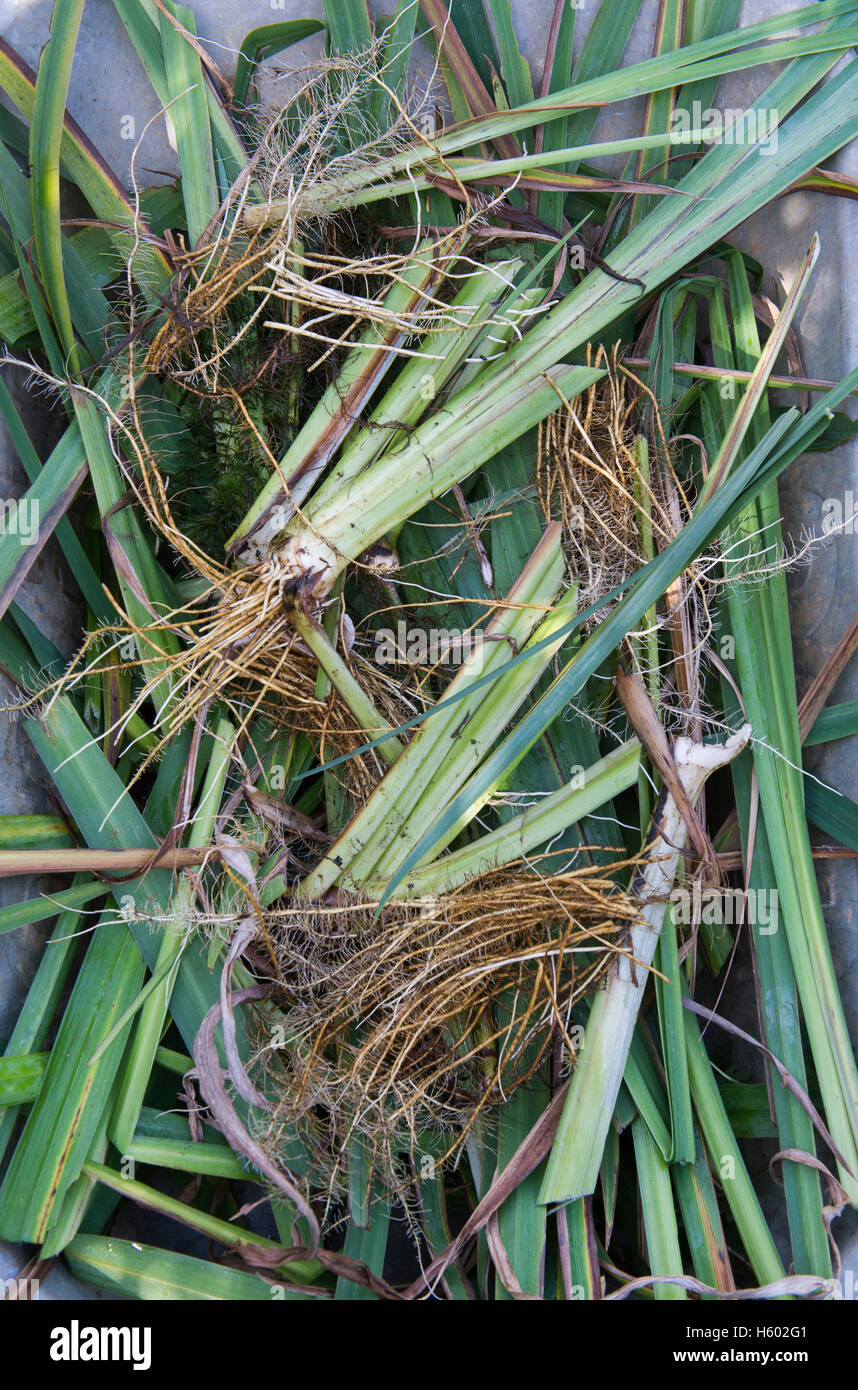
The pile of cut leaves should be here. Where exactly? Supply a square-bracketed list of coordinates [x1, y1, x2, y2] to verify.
[1, 0, 858, 1301]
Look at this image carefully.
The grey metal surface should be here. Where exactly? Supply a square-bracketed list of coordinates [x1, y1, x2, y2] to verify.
[0, 0, 856, 1297]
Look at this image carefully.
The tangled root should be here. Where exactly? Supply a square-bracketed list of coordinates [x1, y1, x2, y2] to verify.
[43, 562, 420, 814]
[537, 346, 678, 606]
[144, 42, 463, 384]
[252, 858, 641, 1212]
[537, 347, 721, 721]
